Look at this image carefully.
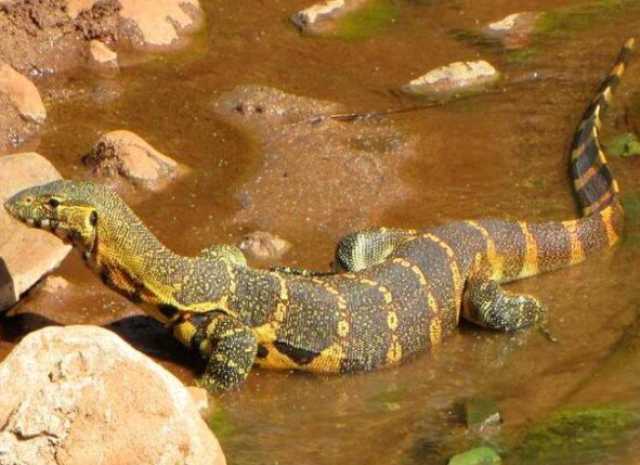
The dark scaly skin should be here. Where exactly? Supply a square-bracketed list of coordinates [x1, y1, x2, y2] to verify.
[3, 39, 634, 391]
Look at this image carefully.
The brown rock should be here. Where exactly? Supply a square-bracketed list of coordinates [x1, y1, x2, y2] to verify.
[214, 85, 415, 238]
[482, 12, 542, 50]
[88, 39, 118, 67]
[83, 130, 180, 187]
[0, 325, 226, 465]
[239, 231, 292, 262]
[0, 62, 46, 124]
[0, 153, 71, 311]
[402, 60, 500, 97]
[117, 0, 203, 47]
[291, 0, 368, 34]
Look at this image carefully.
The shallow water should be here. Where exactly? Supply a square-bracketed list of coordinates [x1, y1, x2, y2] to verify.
[4, 0, 640, 464]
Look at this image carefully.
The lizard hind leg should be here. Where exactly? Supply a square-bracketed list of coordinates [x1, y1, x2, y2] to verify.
[187, 312, 258, 392]
[462, 277, 545, 332]
[334, 228, 418, 272]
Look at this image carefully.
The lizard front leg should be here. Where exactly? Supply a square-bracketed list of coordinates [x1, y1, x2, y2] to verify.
[173, 311, 257, 392]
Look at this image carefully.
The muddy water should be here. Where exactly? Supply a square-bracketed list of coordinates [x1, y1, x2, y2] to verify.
[4, 0, 640, 464]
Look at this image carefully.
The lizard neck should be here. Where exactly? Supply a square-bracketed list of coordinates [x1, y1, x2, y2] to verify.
[84, 203, 231, 314]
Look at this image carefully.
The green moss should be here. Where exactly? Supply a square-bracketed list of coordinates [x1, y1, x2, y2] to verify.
[511, 407, 640, 464]
[207, 407, 235, 440]
[506, 48, 538, 65]
[605, 133, 640, 158]
[449, 447, 502, 465]
[334, 0, 399, 40]
[534, 0, 637, 37]
[465, 398, 501, 431]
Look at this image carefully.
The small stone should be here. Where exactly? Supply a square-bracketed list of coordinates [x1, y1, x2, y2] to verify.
[84, 130, 179, 186]
[239, 231, 292, 261]
[464, 398, 502, 434]
[402, 60, 500, 97]
[291, 0, 368, 34]
[89, 40, 118, 67]
[482, 12, 542, 50]
[0, 62, 46, 124]
[0, 153, 72, 311]
[449, 447, 502, 465]
[40, 276, 71, 294]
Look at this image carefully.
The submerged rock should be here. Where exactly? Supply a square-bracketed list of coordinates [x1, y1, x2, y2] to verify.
[464, 398, 502, 435]
[239, 231, 292, 262]
[83, 130, 180, 188]
[402, 60, 500, 97]
[482, 12, 542, 50]
[0, 153, 71, 312]
[449, 447, 501, 465]
[0, 325, 226, 465]
[39, 275, 71, 294]
[214, 85, 415, 238]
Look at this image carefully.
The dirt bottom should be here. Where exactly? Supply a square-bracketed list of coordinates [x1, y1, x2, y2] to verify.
[0, 0, 120, 76]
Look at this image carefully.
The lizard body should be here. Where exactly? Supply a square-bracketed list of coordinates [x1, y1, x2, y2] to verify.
[4, 39, 634, 391]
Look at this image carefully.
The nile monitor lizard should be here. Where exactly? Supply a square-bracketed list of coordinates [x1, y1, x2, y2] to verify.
[4, 39, 634, 392]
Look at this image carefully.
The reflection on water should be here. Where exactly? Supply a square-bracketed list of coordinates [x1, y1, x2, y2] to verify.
[3, 0, 640, 464]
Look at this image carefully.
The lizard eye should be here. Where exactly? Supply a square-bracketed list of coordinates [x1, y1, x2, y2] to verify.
[48, 198, 60, 208]
[24, 196, 33, 205]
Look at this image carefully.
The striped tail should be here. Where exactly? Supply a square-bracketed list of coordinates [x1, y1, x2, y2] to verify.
[571, 38, 635, 217]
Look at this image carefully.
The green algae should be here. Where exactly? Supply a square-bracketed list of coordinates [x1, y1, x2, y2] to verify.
[535, 0, 638, 38]
[510, 406, 640, 465]
[334, 0, 399, 40]
[449, 447, 502, 465]
[208, 406, 235, 441]
[505, 48, 538, 65]
[605, 133, 640, 158]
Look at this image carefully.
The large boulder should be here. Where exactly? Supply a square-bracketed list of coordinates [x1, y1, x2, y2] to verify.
[0, 153, 71, 312]
[0, 325, 226, 465]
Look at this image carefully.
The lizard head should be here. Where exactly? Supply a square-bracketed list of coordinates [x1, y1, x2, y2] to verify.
[4, 180, 106, 252]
